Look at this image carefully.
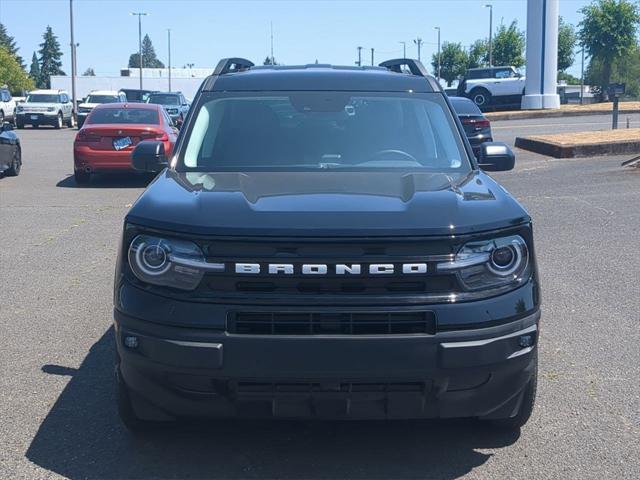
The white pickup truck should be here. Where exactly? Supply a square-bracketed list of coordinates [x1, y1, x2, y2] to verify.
[457, 66, 525, 109]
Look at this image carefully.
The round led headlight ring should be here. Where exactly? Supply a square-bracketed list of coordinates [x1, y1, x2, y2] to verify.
[135, 241, 172, 276]
[488, 243, 523, 276]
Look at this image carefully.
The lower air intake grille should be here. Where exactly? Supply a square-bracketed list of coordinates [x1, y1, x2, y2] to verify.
[227, 311, 436, 335]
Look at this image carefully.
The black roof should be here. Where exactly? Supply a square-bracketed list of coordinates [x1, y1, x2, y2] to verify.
[203, 59, 441, 93]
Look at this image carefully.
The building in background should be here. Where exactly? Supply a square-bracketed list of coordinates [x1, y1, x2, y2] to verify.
[51, 67, 213, 101]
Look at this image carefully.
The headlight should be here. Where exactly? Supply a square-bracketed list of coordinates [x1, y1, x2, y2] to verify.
[438, 235, 530, 291]
[128, 234, 223, 290]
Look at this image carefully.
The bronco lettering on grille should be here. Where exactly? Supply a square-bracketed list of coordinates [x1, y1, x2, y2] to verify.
[233, 263, 428, 275]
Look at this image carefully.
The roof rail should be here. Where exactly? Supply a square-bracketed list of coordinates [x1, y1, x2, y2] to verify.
[213, 58, 254, 75]
[379, 58, 429, 77]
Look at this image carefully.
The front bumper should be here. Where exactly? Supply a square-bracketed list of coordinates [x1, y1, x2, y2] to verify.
[114, 300, 540, 420]
[17, 112, 58, 125]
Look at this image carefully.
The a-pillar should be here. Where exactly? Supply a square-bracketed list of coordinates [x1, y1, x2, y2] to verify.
[522, 0, 561, 109]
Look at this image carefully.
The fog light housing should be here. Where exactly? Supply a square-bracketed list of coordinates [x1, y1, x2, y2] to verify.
[124, 335, 139, 349]
[518, 334, 534, 348]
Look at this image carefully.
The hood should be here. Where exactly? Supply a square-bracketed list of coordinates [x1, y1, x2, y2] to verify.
[78, 103, 99, 109]
[126, 170, 530, 237]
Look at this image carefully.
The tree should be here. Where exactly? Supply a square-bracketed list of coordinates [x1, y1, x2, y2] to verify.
[128, 34, 165, 68]
[558, 17, 577, 72]
[263, 56, 277, 65]
[0, 23, 24, 69]
[579, 0, 640, 100]
[29, 52, 40, 84]
[37, 26, 65, 88]
[0, 46, 34, 93]
[492, 20, 525, 67]
[431, 42, 469, 86]
[468, 39, 489, 68]
[83, 67, 96, 76]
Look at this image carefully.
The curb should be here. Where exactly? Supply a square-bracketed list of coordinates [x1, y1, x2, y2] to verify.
[487, 107, 640, 122]
[515, 136, 640, 158]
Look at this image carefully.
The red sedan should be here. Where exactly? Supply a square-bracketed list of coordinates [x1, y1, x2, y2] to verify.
[73, 102, 177, 184]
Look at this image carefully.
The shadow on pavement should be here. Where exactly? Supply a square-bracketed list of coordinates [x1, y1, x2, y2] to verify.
[26, 328, 520, 479]
[56, 173, 155, 189]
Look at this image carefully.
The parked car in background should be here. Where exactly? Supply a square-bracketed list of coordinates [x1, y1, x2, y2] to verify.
[145, 91, 190, 126]
[0, 122, 21, 177]
[77, 90, 127, 128]
[0, 87, 17, 125]
[73, 102, 178, 185]
[457, 66, 526, 109]
[16, 89, 76, 129]
[120, 89, 157, 103]
[449, 96, 493, 157]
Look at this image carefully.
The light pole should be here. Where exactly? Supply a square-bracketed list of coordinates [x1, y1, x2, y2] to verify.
[69, 0, 77, 113]
[399, 41, 406, 59]
[484, 4, 493, 66]
[131, 12, 147, 90]
[434, 27, 441, 82]
[167, 29, 171, 92]
[356, 46, 363, 66]
[579, 45, 585, 105]
[371, 47, 375, 66]
[413, 37, 423, 61]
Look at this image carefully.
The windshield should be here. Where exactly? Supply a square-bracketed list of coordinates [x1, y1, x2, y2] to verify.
[87, 107, 159, 125]
[147, 94, 179, 105]
[85, 95, 119, 104]
[26, 94, 59, 103]
[180, 92, 470, 172]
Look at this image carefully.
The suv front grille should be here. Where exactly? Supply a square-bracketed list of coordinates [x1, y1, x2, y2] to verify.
[227, 311, 437, 335]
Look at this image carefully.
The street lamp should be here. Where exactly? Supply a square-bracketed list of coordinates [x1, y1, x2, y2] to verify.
[399, 41, 406, 59]
[434, 27, 441, 82]
[484, 4, 493, 66]
[413, 37, 423, 61]
[167, 29, 171, 92]
[69, 0, 77, 113]
[131, 12, 148, 90]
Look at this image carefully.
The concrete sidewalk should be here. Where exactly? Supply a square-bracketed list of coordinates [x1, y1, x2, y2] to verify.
[486, 101, 640, 121]
[515, 128, 640, 158]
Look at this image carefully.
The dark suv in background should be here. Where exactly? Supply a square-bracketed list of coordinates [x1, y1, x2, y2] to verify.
[114, 58, 540, 432]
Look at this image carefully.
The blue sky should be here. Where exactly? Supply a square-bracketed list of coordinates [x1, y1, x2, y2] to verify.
[2, 0, 591, 76]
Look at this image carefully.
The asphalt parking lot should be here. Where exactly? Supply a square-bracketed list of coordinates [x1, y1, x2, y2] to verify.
[1, 124, 639, 479]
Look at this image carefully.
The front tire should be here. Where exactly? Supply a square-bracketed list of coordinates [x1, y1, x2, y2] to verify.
[470, 88, 492, 108]
[0, 110, 4, 124]
[74, 169, 90, 185]
[16, 118, 24, 129]
[66, 113, 76, 128]
[55, 112, 63, 129]
[6, 147, 21, 176]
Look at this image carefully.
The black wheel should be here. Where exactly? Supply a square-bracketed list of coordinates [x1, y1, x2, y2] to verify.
[54, 112, 63, 129]
[470, 88, 492, 108]
[0, 110, 4, 124]
[66, 113, 76, 128]
[6, 147, 21, 176]
[16, 118, 24, 129]
[74, 169, 90, 185]
[32, 123, 39, 129]
[487, 354, 538, 430]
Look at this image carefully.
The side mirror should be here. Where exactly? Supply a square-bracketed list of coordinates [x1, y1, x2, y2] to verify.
[478, 142, 515, 172]
[1, 122, 14, 132]
[132, 140, 168, 172]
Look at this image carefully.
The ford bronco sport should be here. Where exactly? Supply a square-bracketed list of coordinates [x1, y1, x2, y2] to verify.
[114, 58, 540, 432]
